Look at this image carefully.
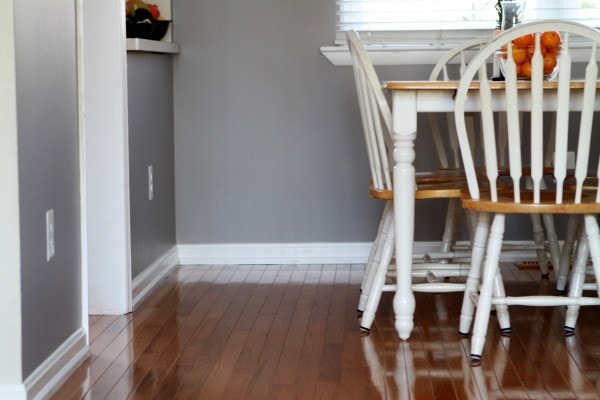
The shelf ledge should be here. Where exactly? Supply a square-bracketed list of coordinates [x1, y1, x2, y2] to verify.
[126, 38, 180, 54]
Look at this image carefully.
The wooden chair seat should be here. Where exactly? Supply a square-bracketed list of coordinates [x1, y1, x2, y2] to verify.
[370, 180, 464, 201]
[461, 189, 600, 214]
[415, 170, 467, 184]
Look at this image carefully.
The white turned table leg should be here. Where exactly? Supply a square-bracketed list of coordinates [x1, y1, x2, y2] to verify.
[392, 90, 417, 340]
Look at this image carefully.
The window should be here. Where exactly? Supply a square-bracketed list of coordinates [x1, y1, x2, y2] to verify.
[335, 0, 600, 44]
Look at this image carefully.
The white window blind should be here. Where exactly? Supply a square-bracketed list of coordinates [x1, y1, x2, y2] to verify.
[336, 0, 600, 44]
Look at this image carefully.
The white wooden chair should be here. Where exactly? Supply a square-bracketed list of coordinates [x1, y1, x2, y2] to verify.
[429, 36, 564, 279]
[427, 37, 488, 258]
[347, 30, 472, 334]
[453, 20, 600, 362]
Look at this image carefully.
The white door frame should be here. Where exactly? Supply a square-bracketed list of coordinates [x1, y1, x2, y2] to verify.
[81, 0, 132, 315]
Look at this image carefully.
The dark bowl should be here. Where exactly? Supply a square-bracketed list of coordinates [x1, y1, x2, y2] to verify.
[126, 20, 171, 41]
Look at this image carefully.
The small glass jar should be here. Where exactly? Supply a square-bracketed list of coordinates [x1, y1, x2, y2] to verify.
[499, 1, 526, 30]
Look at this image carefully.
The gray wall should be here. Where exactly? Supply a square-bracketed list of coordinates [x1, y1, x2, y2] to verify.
[172, 1, 573, 245]
[172, 0, 473, 244]
[128, 53, 177, 279]
[14, 0, 81, 377]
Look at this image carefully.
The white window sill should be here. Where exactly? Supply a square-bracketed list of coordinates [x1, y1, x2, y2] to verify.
[321, 42, 594, 67]
[320, 45, 456, 66]
[323, 29, 494, 66]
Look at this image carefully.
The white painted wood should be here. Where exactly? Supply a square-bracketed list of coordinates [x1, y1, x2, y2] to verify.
[575, 44, 599, 203]
[505, 43, 522, 202]
[359, 212, 395, 331]
[565, 231, 590, 330]
[75, 0, 89, 347]
[177, 240, 542, 265]
[531, 33, 544, 204]
[469, 214, 506, 360]
[83, 1, 132, 314]
[132, 246, 179, 308]
[358, 202, 394, 312]
[381, 19, 600, 345]
[556, 215, 582, 292]
[178, 242, 372, 264]
[452, 20, 600, 361]
[348, 30, 473, 334]
[0, 0, 24, 392]
[459, 212, 490, 335]
[23, 329, 88, 400]
[428, 37, 488, 169]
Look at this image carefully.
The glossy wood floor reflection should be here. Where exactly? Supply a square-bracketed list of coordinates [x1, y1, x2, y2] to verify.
[51, 264, 600, 399]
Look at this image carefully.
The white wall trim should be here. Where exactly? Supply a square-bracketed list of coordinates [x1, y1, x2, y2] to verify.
[178, 241, 539, 265]
[321, 45, 450, 66]
[178, 242, 373, 265]
[23, 328, 89, 400]
[132, 246, 179, 308]
[84, 0, 132, 315]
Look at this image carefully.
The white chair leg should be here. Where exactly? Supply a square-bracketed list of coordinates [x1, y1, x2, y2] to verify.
[360, 219, 395, 334]
[359, 202, 393, 313]
[530, 214, 550, 277]
[361, 213, 386, 293]
[491, 270, 511, 335]
[584, 215, 600, 299]
[465, 209, 479, 244]
[439, 198, 462, 257]
[459, 212, 490, 335]
[564, 230, 589, 335]
[542, 214, 561, 278]
[470, 213, 506, 363]
[557, 215, 582, 293]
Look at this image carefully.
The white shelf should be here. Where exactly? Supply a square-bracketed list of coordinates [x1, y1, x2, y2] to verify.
[126, 38, 180, 54]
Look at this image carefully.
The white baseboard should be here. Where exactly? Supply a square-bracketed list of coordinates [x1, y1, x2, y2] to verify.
[24, 328, 89, 400]
[178, 242, 373, 265]
[132, 246, 179, 308]
[177, 241, 540, 265]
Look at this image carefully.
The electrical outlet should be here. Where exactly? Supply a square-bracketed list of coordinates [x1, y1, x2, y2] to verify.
[46, 209, 55, 261]
[148, 165, 154, 201]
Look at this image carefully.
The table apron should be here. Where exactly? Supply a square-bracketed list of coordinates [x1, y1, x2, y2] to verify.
[392, 89, 600, 113]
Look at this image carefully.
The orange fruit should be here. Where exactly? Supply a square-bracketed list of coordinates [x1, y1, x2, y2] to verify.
[513, 34, 534, 47]
[527, 45, 547, 58]
[543, 54, 558, 74]
[546, 44, 561, 56]
[521, 60, 532, 79]
[541, 31, 561, 47]
[512, 46, 528, 64]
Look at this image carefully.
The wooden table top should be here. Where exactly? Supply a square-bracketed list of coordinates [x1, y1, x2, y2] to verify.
[383, 80, 593, 90]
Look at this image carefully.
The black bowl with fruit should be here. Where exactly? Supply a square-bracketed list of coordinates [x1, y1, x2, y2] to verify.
[125, 0, 170, 41]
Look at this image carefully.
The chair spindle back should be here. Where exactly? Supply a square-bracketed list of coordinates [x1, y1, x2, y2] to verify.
[454, 20, 600, 206]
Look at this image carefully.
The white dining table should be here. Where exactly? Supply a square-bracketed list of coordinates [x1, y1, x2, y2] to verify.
[383, 79, 600, 340]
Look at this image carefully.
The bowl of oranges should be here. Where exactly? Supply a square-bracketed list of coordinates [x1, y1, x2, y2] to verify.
[497, 31, 562, 80]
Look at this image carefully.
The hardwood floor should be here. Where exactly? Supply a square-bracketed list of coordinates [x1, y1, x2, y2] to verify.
[51, 263, 600, 399]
